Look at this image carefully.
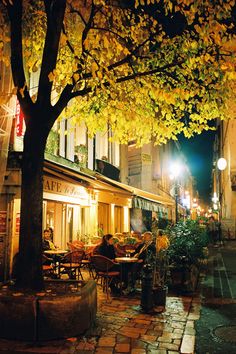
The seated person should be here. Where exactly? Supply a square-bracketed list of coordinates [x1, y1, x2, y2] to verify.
[96, 234, 123, 294]
[42, 229, 57, 251]
[133, 231, 156, 261]
[42, 229, 61, 265]
[124, 231, 156, 294]
[97, 234, 117, 260]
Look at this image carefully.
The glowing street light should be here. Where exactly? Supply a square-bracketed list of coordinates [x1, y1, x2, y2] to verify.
[217, 157, 227, 171]
[216, 157, 227, 222]
[169, 162, 182, 224]
[169, 162, 182, 180]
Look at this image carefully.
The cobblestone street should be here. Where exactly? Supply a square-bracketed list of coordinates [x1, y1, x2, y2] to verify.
[0, 282, 199, 353]
[1, 241, 236, 353]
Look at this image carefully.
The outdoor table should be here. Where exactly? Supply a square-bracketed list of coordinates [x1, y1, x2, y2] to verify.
[115, 257, 139, 263]
[44, 250, 69, 276]
[115, 257, 140, 291]
[44, 249, 68, 255]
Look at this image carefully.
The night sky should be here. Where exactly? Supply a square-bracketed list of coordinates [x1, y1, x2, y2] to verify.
[179, 130, 216, 204]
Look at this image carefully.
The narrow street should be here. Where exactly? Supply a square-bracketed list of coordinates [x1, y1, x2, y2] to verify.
[195, 241, 236, 353]
[1, 241, 236, 353]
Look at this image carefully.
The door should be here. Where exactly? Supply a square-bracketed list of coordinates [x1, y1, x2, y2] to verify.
[98, 203, 109, 235]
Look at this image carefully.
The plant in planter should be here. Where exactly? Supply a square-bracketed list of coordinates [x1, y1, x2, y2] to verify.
[152, 230, 170, 306]
[124, 234, 137, 245]
[74, 144, 88, 167]
[166, 220, 209, 292]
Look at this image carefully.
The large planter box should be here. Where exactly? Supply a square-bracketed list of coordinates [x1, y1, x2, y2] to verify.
[153, 285, 168, 307]
[0, 280, 97, 341]
[169, 265, 199, 293]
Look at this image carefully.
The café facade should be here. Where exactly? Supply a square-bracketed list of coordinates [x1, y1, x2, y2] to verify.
[0, 154, 172, 280]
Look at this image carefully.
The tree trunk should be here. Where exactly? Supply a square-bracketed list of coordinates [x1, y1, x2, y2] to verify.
[16, 116, 50, 290]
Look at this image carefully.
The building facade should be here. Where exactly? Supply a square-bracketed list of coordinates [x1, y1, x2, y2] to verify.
[0, 61, 195, 280]
[212, 120, 236, 239]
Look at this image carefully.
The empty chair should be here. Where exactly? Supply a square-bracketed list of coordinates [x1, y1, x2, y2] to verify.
[42, 254, 57, 279]
[67, 240, 85, 251]
[59, 250, 84, 280]
[91, 255, 121, 298]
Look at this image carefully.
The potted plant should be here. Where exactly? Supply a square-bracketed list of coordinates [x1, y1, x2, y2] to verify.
[152, 230, 170, 306]
[74, 144, 88, 167]
[166, 220, 209, 292]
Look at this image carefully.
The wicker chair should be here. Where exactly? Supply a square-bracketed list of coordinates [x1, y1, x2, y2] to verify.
[91, 255, 120, 298]
[59, 250, 84, 280]
[42, 254, 57, 278]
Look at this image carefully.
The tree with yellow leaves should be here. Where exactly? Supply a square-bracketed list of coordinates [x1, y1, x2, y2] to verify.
[0, 0, 236, 290]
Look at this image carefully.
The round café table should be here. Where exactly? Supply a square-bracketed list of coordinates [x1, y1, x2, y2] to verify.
[115, 257, 139, 263]
[44, 249, 68, 255]
[44, 250, 69, 276]
[115, 257, 140, 291]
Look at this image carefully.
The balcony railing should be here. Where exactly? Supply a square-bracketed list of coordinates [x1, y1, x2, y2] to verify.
[96, 159, 120, 181]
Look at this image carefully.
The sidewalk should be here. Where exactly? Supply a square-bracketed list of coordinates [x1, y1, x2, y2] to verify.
[0, 279, 201, 354]
[195, 240, 236, 354]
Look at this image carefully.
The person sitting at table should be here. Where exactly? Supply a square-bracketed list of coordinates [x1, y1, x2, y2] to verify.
[42, 229, 57, 251]
[133, 231, 156, 262]
[124, 231, 156, 294]
[96, 234, 124, 294]
[96, 233, 117, 260]
[42, 229, 62, 267]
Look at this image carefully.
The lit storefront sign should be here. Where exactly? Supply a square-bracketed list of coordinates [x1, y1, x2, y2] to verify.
[15, 100, 25, 137]
[43, 176, 95, 205]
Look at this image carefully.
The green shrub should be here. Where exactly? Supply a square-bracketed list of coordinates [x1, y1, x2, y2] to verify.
[166, 220, 209, 268]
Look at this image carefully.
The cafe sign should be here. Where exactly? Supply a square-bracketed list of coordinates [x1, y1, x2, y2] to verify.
[43, 176, 89, 199]
[141, 153, 152, 164]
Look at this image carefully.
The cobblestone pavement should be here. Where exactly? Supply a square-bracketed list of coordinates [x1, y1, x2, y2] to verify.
[2, 241, 235, 353]
[0, 281, 200, 354]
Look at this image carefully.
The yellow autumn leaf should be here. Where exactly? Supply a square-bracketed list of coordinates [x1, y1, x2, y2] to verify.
[48, 71, 55, 82]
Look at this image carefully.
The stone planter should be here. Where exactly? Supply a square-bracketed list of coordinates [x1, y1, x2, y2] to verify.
[153, 285, 168, 307]
[0, 279, 97, 341]
[169, 265, 199, 293]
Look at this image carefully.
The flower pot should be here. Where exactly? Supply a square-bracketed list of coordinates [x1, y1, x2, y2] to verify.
[153, 285, 168, 307]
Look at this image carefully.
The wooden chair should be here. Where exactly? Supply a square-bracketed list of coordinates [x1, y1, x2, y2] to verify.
[59, 250, 84, 280]
[91, 255, 120, 299]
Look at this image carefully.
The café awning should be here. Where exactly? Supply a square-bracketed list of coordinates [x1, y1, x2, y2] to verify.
[44, 160, 174, 211]
[44, 160, 132, 197]
[95, 173, 174, 211]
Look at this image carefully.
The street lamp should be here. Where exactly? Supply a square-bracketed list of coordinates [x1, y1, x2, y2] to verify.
[216, 157, 227, 221]
[170, 162, 182, 224]
[217, 157, 227, 171]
